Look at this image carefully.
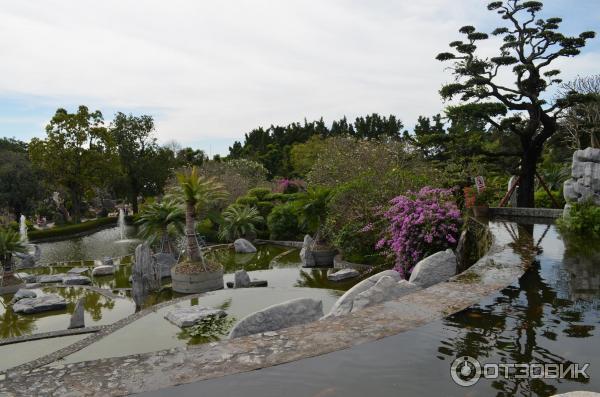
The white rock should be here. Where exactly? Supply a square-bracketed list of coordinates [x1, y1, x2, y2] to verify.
[92, 265, 115, 276]
[323, 270, 402, 318]
[229, 298, 323, 339]
[62, 275, 92, 285]
[12, 295, 67, 314]
[299, 235, 315, 267]
[10, 289, 37, 304]
[351, 279, 420, 312]
[575, 147, 600, 163]
[327, 268, 359, 282]
[409, 249, 457, 288]
[233, 238, 257, 253]
[234, 270, 251, 288]
[164, 306, 227, 328]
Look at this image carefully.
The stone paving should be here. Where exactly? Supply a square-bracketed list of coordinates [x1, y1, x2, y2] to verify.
[0, 221, 536, 396]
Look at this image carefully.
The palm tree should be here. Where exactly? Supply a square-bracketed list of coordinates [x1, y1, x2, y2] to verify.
[0, 228, 26, 274]
[136, 199, 184, 253]
[218, 206, 263, 241]
[297, 187, 333, 245]
[169, 167, 228, 263]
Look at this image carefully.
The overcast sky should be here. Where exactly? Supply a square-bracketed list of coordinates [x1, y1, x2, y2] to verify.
[0, 0, 598, 155]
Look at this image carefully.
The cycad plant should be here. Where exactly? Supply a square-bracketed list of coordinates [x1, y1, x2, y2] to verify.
[169, 167, 228, 264]
[0, 228, 26, 273]
[136, 199, 185, 254]
[218, 205, 263, 241]
[297, 187, 333, 246]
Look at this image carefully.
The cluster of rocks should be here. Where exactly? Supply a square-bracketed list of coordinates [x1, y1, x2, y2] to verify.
[233, 238, 257, 254]
[164, 306, 227, 328]
[92, 257, 116, 277]
[226, 270, 268, 288]
[323, 249, 457, 318]
[564, 147, 600, 206]
[16, 270, 92, 286]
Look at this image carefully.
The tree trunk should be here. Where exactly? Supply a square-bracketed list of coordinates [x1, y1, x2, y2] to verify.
[517, 151, 539, 208]
[130, 191, 139, 214]
[70, 189, 81, 223]
[185, 201, 201, 262]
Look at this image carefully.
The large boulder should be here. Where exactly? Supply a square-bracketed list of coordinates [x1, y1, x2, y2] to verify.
[323, 270, 402, 318]
[234, 270, 251, 288]
[328, 268, 359, 282]
[564, 147, 600, 205]
[62, 275, 92, 285]
[164, 306, 227, 328]
[153, 253, 177, 279]
[69, 298, 85, 329]
[13, 295, 67, 314]
[299, 235, 315, 267]
[229, 298, 323, 339]
[351, 278, 420, 312]
[10, 289, 37, 304]
[408, 249, 457, 288]
[233, 238, 257, 254]
[92, 265, 115, 277]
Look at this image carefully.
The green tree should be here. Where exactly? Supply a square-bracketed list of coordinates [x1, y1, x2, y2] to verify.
[29, 106, 114, 222]
[136, 199, 184, 253]
[169, 167, 228, 262]
[0, 149, 42, 218]
[176, 147, 207, 168]
[436, 0, 595, 207]
[111, 112, 174, 213]
[289, 135, 327, 177]
[0, 228, 26, 272]
[218, 205, 263, 241]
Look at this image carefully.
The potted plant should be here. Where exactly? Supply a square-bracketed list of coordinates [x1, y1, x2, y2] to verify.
[298, 187, 337, 266]
[473, 188, 494, 217]
[168, 167, 228, 293]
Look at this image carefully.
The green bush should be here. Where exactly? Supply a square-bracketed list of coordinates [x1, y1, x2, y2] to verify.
[267, 203, 303, 240]
[264, 193, 285, 202]
[255, 201, 274, 219]
[558, 201, 600, 238]
[236, 196, 259, 206]
[196, 218, 219, 242]
[28, 217, 117, 241]
[534, 189, 565, 208]
[329, 220, 384, 265]
[246, 187, 271, 201]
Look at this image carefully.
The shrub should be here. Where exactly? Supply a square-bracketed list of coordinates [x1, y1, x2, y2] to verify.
[267, 203, 303, 240]
[534, 189, 565, 208]
[274, 178, 304, 194]
[246, 188, 272, 201]
[376, 187, 461, 277]
[28, 217, 117, 241]
[218, 206, 263, 241]
[236, 196, 259, 206]
[255, 201, 274, 219]
[329, 220, 384, 265]
[196, 218, 218, 242]
[558, 201, 600, 238]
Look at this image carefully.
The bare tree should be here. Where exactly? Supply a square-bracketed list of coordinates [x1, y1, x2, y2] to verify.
[560, 75, 600, 149]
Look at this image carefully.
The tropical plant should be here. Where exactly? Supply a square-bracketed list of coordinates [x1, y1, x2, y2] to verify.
[267, 203, 303, 240]
[218, 206, 264, 241]
[136, 199, 184, 253]
[296, 187, 333, 245]
[0, 228, 26, 272]
[558, 200, 600, 238]
[169, 167, 228, 264]
[376, 187, 461, 278]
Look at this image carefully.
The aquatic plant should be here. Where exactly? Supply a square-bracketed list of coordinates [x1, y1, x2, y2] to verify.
[375, 187, 461, 277]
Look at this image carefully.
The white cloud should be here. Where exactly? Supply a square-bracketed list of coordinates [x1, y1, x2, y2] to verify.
[0, 0, 596, 151]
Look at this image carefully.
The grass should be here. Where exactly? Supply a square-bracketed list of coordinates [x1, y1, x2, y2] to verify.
[28, 217, 118, 241]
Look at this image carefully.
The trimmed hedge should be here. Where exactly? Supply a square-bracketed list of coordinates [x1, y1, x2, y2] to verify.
[28, 217, 118, 241]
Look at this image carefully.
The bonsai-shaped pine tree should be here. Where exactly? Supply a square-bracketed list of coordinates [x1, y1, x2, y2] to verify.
[436, 0, 596, 207]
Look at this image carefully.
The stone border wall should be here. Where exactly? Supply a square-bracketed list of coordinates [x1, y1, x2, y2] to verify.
[332, 254, 373, 272]
[0, 219, 539, 396]
[489, 207, 563, 219]
[254, 239, 304, 248]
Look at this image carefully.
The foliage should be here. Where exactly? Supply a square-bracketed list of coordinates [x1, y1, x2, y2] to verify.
[436, 0, 595, 207]
[267, 203, 303, 240]
[235, 196, 259, 207]
[27, 217, 117, 241]
[136, 199, 184, 252]
[178, 314, 236, 343]
[296, 187, 333, 238]
[218, 206, 263, 241]
[473, 188, 496, 206]
[559, 75, 600, 149]
[200, 159, 268, 204]
[29, 106, 116, 223]
[376, 187, 461, 277]
[289, 135, 328, 177]
[274, 178, 305, 194]
[0, 149, 43, 218]
[557, 201, 600, 238]
[246, 187, 272, 200]
[0, 228, 26, 268]
[534, 190, 565, 209]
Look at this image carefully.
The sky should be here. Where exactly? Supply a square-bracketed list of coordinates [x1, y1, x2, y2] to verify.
[0, 0, 598, 156]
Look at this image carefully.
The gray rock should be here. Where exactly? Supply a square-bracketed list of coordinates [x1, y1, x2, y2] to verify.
[575, 147, 600, 163]
[299, 235, 315, 267]
[132, 243, 161, 307]
[68, 298, 85, 329]
[15, 273, 37, 283]
[36, 274, 66, 283]
[249, 280, 268, 287]
[351, 279, 420, 312]
[552, 392, 600, 397]
[17, 254, 36, 268]
[234, 270, 251, 288]
[13, 294, 67, 314]
[323, 270, 402, 318]
[25, 283, 41, 289]
[409, 249, 457, 288]
[153, 253, 177, 279]
[101, 257, 114, 267]
[233, 238, 257, 254]
[564, 178, 578, 203]
[67, 267, 89, 275]
[328, 268, 359, 282]
[582, 162, 600, 191]
[10, 289, 37, 304]
[229, 298, 323, 339]
[92, 265, 114, 277]
[164, 306, 227, 328]
[62, 275, 92, 285]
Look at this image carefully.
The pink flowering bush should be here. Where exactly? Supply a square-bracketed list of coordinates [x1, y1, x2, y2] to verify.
[376, 187, 461, 278]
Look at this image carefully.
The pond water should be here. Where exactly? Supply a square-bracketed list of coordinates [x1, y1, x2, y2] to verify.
[144, 223, 600, 397]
